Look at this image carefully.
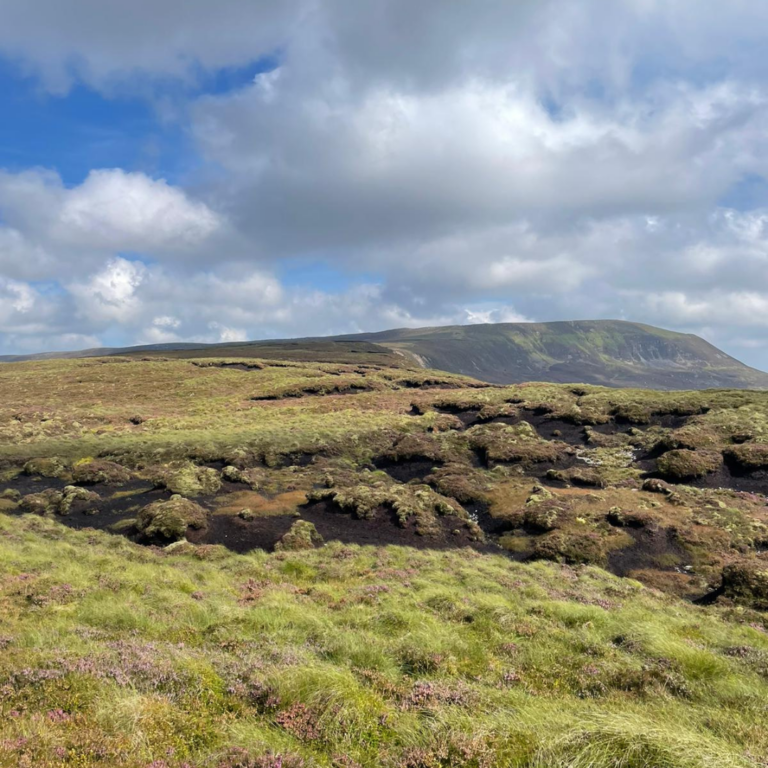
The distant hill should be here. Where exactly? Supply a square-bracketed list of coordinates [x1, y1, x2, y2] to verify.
[2, 320, 767, 390]
[341, 320, 768, 390]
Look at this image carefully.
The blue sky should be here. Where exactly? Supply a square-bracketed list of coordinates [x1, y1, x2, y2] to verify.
[0, 0, 768, 368]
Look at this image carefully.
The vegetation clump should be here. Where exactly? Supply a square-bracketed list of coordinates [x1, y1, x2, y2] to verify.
[136, 495, 208, 541]
[72, 459, 132, 485]
[547, 466, 606, 488]
[657, 449, 723, 480]
[722, 557, 768, 609]
[274, 520, 324, 551]
[531, 529, 614, 567]
[309, 482, 478, 538]
[19, 486, 100, 516]
[724, 443, 768, 471]
[23, 456, 69, 479]
[606, 507, 656, 529]
[151, 462, 222, 497]
[468, 422, 567, 464]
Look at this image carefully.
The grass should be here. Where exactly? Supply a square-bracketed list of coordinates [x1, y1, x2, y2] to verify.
[1, 513, 768, 767]
[4, 356, 768, 764]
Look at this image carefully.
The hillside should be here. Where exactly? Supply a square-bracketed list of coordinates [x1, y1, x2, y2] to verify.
[3, 320, 766, 391]
[2, 355, 768, 765]
[341, 320, 768, 390]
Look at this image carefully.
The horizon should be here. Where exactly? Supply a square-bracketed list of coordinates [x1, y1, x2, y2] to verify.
[4, 317, 767, 376]
[1, 3, 768, 366]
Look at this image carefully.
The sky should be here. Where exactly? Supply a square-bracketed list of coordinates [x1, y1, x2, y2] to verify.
[1, 1, 768, 367]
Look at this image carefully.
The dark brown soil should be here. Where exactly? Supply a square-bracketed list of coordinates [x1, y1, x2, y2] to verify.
[186, 501, 495, 554]
[640, 459, 768, 495]
[191, 362, 264, 371]
[607, 526, 690, 578]
[2, 478, 169, 536]
[372, 457, 443, 483]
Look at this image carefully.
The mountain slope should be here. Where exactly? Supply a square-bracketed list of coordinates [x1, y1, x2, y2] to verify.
[339, 320, 768, 389]
[2, 319, 766, 390]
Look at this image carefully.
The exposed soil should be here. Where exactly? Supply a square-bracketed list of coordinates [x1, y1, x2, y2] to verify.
[607, 526, 690, 578]
[2, 474, 69, 495]
[187, 501, 496, 554]
[372, 457, 443, 483]
[640, 459, 768, 495]
[251, 384, 373, 401]
[398, 380, 469, 391]
[191, 362, 265, 372]
[688, 464, 768, 495]
[432, 406, 692, 447]
[1, 479, 169, 536]
[462, 500, 517, 537]
[186, 512, 294, 553]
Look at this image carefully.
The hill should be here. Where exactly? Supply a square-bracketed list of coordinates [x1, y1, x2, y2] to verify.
[2, 354, 768, 765]
[340, 320, 768, 390]
[3, 320, 766, 390]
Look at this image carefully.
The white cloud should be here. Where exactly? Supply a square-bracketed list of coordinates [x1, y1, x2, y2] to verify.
[465, 307, 531, 325]
[206, 322, 248, 343]
[56, 170, 222, 251]
[2, 1, 768, 369]
[69, 257, 147, 323]
[0, 169, 224, 287]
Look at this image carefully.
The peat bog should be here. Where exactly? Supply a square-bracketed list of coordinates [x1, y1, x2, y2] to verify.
[4, 356, 768, 766]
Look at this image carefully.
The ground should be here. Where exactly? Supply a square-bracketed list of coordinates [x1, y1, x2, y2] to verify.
[2, 355, 768, 765]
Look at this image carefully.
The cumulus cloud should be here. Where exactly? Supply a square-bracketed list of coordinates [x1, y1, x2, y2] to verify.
[56, 170, 222, 251]
[69, 257, 147, 323]
[0, 169, 222, 270]
[1, 1, 768, 367]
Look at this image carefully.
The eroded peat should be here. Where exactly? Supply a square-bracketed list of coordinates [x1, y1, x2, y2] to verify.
[2, 357, 768, 609]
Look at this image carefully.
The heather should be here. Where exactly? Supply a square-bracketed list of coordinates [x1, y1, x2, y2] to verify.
[2, 355, 768, 765]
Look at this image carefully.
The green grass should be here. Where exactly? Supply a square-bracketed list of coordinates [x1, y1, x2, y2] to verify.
[1, 514, 768, 767]
[4, 356, 768, 765]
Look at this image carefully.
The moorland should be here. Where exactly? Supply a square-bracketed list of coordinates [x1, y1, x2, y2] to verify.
[2, 352, 768, 766]
[5, 319, 768, 391]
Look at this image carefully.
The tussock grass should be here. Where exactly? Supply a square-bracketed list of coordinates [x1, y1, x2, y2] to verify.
[1, 514, 768, 766]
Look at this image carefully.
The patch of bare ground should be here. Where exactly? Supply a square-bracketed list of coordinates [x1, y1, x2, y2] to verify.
[372, 456, 444, 483]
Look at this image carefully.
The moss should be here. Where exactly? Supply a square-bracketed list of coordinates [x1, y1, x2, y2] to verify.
[23, 456, 69, 479]
[722, 557, 768, 609]
[58, 486, 101, 515]
[274, 520, 324, 551]
[136, 495, 208, 541]
[72, 459, 132, 485]
[19, 489, 63, 515]
[547, 467, 606, 488]
[723, 443, 768, 471]
[19, 486, 100, 516]
[657, 449, 722, 480]
[152, 463, 223, 497]
[468, 422, 566, 464]
[531, 530, 611, 567]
